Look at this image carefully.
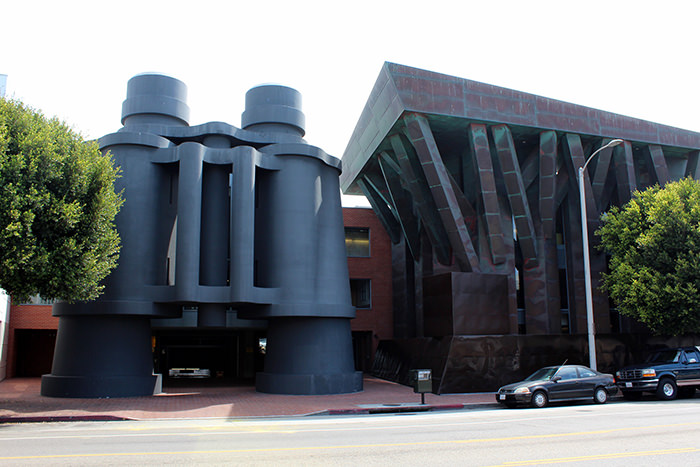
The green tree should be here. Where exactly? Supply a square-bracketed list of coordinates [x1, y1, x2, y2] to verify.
[0, 98, 122, 303]
[597, 177, 700, 335]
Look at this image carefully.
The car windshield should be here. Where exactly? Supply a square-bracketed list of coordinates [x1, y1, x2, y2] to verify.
[645, 349, 681, 364]
[524, 367, 559, 381]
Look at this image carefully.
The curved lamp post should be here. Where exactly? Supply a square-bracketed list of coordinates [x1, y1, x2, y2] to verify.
[578, 138, 624, 370]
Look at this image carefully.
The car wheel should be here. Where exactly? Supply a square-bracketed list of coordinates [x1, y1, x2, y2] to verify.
[594, 387, 608, 404]
[656, 378, 678, 400]
[531, 390, 548, 408]
[622, 390, 642, 401]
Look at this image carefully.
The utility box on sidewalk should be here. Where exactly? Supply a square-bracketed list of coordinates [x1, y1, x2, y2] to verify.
[409, 369, 432, 394]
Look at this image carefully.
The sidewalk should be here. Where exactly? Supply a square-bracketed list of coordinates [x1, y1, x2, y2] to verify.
[0, 376, 497, 423]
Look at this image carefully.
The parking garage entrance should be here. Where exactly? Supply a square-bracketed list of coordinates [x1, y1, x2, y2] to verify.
[151, 328, 266, 386]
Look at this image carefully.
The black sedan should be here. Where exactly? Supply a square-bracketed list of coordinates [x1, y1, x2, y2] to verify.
[496, 365, 617, 408]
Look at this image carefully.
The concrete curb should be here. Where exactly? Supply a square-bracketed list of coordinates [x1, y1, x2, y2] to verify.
[308, 402, 497, 416]
[0, 415, 131, 424]
[0, 402, 499, 424]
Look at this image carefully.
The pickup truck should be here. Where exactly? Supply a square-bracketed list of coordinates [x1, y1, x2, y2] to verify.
[615, 347, 700, 400]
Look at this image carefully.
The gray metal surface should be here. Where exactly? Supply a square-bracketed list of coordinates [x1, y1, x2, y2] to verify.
[42, 74, 361, 397]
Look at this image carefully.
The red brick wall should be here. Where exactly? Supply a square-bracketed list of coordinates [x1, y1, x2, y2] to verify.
[343, 207, 393, 356]
[7, 304, 58, 378]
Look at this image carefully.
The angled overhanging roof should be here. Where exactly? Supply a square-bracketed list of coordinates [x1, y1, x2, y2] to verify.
[341, 62, 700, 194]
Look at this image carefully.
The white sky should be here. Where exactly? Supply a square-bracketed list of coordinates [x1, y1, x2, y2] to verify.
[3, 0, 700, 206]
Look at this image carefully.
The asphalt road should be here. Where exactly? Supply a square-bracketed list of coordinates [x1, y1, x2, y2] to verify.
[0, 399, 699, 466]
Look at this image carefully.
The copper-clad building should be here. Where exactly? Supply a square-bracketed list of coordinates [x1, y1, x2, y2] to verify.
[341, 63, 700, 392]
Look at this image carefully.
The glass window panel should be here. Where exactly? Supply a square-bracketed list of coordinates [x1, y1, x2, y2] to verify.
[350, 279, 371, 308]
[345, 227, 370, 257]
[557, 367, 578, 380]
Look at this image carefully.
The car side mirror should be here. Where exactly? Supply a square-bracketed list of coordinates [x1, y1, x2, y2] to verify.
[551, 376, 561, 382]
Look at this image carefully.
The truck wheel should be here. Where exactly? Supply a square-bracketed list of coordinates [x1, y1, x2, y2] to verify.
[656, 378, 678, 400]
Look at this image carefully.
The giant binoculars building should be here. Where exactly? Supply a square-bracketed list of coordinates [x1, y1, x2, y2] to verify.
[41, 74, 362, 398]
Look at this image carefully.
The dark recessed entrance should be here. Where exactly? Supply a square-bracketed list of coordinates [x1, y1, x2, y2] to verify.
[14, 329, 56, 377]
[352, 331, 373, 373]
[151, 328, 266, 386]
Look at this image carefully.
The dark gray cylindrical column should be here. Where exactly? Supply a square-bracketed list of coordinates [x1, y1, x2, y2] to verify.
[256, 317, 362, 395]
[41, 315, 156, 398]
[263, 156, 354, 315]
[174, 143, 204, 299]
[242, 85, 305, 136]
[122, 73, 189, 127]
[243, 85, 361, 394]
[41, 74, 190, 398]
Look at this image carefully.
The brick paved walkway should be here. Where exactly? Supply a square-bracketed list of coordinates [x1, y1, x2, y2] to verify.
[0, 376, 496, 422]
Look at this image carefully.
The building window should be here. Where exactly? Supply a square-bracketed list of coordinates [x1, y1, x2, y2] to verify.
[20, 295, 57, 305]
[345, 227, 370, 257]
[350, 279, 371, 308]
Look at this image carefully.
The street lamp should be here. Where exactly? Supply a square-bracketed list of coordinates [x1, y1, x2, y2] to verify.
[578, 138, 624, 370]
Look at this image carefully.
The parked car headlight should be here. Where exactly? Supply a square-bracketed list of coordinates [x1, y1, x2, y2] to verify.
[642, 368, 656, 377]
[615, 371, 621, 377]
[514, 387, 531, 394]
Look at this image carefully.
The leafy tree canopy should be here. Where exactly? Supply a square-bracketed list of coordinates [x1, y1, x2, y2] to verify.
[598, 177, 700, 335]
[0, 98, 122, 303]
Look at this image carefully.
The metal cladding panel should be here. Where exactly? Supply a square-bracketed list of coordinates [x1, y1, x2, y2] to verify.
[614, 141, 638, 203]
[423, 273, 509, 337]
[340, 65, 404, 193]
[686, 151, 700, 178]
[378, 153, 420, 256]
[450, 272, 509, 335]
[377, 62, 700, 146]
[342, 61, 700, 195]
[391, 239, 417, 339]
[404, 114, 480, 272]
[389, 134, 452, 265]
[523, 230, 561, 335]
[356, 176, 402, 245]
[422, 274, 455, 337]
[468, 123, 506, 264]
[491, 125, 537, 266]
[538, 131, 557, 239]
[646, 145, 670, 186]
[591, 142, 614, 207]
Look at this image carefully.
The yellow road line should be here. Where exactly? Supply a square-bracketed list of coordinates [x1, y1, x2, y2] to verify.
[2, 421, 699, 460]
[491, 447, 699, 465]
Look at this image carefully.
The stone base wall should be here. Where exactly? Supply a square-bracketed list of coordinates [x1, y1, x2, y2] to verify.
[372, 334, 700, 394]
